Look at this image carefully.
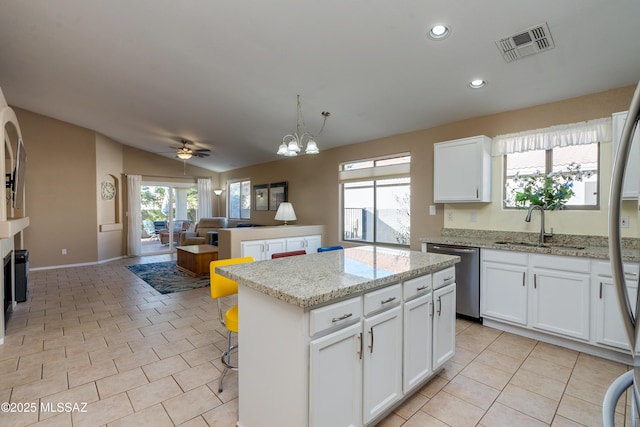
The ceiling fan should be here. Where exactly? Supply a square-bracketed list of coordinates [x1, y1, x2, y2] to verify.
[172, 138, 211, 160]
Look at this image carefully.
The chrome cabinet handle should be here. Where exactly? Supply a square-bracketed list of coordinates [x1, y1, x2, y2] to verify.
[381, 296, 396, 305]
[357, 332, 363, 359]
[368, 327, 374, 353]
[437, 297, 442, 316]
[331, 313, 353, 323]
[417, 285, 428, 291]
[534, 274, 537, 289]
[444, 276, 454, 282]
[522, 271, 526, 287]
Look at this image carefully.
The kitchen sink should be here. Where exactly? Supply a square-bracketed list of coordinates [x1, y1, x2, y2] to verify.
[493, 241, 586, 250]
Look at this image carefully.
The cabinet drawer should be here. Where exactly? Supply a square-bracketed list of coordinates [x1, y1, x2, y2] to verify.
[310, 296, 362, 337]
[364, 284, 402, 316]
[482, 248, 528, 265]
[403, 275, 432, 301]
[593, 261, 640, 278]
[433, 267, 455, 289]
[530, 254, 590, 273]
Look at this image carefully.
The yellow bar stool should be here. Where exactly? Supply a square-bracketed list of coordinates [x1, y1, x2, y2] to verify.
[210, 256, 254, 393]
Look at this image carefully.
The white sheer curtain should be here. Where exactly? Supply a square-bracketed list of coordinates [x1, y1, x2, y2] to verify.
[197, 178, 213, 219]
[127, 174, 142, 256]
[492, 117, 612, 155]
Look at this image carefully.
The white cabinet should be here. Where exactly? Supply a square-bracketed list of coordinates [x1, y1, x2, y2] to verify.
[403, 292, 432, 393]
[433, 135, 492, 203]
[286, 234, 322, 254]
[362, 304, 403, 423]
[530, 255, 591, 341]
[481, 250, 528, 326]
[433, 283, 456, 370]
[240, 238, 286, 260]
[612, 111, 640, 199]
[594, 261, 639, 351]
[309, 322, 363, 427]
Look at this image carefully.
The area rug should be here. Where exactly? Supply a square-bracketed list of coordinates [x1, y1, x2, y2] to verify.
[127, 261, 210, 294]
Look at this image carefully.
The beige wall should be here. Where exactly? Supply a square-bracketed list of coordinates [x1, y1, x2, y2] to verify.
[17, 108, 99, 268]
[15, 84, 637, 267]
[220, 85, 637, 250]
[96, 133, 124, 261]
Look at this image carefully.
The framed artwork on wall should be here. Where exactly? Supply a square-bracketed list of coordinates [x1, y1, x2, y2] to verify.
[269, 181, 288, 211]
[253, 184, 269, 211]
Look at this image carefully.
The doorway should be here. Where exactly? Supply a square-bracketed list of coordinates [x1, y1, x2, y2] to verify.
[140, 183, 198, 255]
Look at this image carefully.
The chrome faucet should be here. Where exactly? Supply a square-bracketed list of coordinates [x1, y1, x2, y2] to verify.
[525, 205, 553, 245]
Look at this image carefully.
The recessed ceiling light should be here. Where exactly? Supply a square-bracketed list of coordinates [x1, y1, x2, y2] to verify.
[469, 79, 487, 89]
[428, 24, 450, 40]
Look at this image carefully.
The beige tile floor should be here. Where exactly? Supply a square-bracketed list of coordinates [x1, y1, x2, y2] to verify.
[0, 254, 636, 426]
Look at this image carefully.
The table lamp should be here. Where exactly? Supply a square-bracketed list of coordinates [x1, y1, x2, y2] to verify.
[275, 202, 296, 225]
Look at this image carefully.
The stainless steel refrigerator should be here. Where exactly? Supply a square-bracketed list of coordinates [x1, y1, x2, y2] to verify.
[605, 80, 640, 426]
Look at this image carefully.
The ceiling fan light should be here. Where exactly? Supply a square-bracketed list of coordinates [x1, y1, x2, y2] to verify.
[177, 150, 192, 160]
[305, 140, 319, 154]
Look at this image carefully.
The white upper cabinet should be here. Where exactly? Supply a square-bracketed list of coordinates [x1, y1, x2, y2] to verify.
[433, 135, 492, 203]
[612, 111, 640, 199]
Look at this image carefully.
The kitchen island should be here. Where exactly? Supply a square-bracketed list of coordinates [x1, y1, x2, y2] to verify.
[217, 246, 459, 427]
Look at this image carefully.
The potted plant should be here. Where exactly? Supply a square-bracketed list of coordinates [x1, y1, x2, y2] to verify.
[511, 162, 592, 210]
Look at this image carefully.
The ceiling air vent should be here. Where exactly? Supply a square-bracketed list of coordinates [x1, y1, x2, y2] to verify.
[495, 22, 555, 63]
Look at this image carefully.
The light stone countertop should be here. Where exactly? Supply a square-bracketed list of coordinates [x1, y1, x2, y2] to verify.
[418, 229, 640, 262]
[216, 246, 460, 309]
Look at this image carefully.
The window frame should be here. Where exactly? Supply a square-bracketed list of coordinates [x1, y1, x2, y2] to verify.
[227, 178, 252, 220]
[340, 153, 411, 247]
[502, 143, 600, 210]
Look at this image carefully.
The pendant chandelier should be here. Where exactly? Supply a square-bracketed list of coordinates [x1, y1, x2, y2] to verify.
[277, 95, 330, 156]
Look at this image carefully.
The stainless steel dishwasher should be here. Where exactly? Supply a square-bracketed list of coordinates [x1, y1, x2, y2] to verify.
[426, 243, 481, 322]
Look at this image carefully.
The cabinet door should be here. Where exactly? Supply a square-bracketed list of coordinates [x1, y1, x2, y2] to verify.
[481, 262, 528, 325]
[612, 111, 640, 199]
[403, 293, 432, 393]
[363, 305, 402, 424]
[433, 136, 491, 202]
[433, 283, 456, 370]
[595, 277, 638, 350]
[241, 240, 267, 261]
[304, 235, 323, 254]
[285, 236, 307, 251]
[531, 269, 591, 340]
[309, 322, 362, 427]
[264, 238, 286, 259]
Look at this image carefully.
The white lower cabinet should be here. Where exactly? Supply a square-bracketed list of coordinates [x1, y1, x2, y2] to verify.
[594, 261, 640, 351]
[433, 283, 456, 370]
[286, 235, 322, 254]
[481, 261, 528, 325]
[240, 238, 286, 260]
[363, 304, 403, 423]
[307, 270, 454, 427]
[530, 255, 591, 341]
[402, 292, 432, 393]
[309, 322, 363, 427]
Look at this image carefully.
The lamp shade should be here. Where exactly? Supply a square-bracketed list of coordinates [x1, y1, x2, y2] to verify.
[274, 202, 296, 224]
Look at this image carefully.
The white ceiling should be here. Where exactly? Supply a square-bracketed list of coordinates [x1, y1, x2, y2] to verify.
[1, 0, 639, 172]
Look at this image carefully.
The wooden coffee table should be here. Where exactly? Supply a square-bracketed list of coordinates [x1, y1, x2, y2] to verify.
[176, 244, 219, 277]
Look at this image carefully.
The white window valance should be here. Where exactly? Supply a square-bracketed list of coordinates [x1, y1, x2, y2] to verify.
[491, 117, 611, 156]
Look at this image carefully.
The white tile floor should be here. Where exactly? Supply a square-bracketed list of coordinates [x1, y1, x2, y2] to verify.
[0, 254, 636, 426]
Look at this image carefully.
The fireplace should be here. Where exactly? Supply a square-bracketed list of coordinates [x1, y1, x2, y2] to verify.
[3, 251, 11, 330]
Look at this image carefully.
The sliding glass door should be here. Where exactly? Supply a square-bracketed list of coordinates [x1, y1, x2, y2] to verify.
[140, 183, 198, 254]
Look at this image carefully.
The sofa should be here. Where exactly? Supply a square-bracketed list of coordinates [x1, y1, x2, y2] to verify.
[179, 217, 228, 246]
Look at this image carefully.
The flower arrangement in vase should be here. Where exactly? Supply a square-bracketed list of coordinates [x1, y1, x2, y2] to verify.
[509, 162, 593, 210]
